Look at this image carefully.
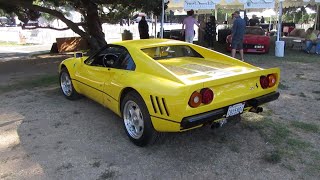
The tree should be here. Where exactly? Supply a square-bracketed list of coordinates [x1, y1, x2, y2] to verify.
[0, 0, 165, 51]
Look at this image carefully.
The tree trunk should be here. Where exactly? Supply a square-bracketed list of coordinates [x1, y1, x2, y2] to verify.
[82, 0, 107, 51]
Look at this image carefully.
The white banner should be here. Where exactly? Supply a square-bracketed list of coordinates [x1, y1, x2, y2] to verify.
[244, 0, 275, 9]
[184, 0, 216, 10]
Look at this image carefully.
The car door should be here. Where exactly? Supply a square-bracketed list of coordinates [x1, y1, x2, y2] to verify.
[101, 46, 136, 112]
[74, 46, 113, 105]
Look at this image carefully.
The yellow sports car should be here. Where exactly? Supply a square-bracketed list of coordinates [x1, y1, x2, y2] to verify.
[59, 39, 280, 146]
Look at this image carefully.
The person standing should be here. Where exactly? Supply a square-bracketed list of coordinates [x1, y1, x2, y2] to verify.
[304, 28, 317, 54]
[138, 16, 149, 39]
[182, 10, 201, 43]
[260, 16, 265, 24]
[244, 15, 249, 26]
[205, 16, 217, 49]
[231, 11, 246, 61]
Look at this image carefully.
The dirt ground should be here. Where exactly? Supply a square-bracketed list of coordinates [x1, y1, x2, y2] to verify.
[0, 52, 320, 180]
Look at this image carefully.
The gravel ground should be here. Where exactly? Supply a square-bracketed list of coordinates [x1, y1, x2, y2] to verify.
[0, 52, 319, 180]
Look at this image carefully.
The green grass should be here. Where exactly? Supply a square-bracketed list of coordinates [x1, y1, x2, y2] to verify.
[299, 92, 307, 98]
[0, 75, 58, 94]
[0, 41, 34, 46]
[312, 91, 320, 94]
[241, 118, 291, 145]
[278, 82, 289, 90]
[290, 121, 319, 133]
[287, 138, 312, 150]
[263, 150, 282, 164]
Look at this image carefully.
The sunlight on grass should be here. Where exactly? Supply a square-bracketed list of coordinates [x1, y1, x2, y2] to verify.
[0, 75, 58, 94]
[0, 41, 34, 46]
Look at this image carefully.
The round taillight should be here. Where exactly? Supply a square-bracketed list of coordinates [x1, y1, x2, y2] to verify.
[189, 91, 202, 108]
[268, 74, 277, 87]
[260, 76, 269, 89]
[201, 88, 214, 104]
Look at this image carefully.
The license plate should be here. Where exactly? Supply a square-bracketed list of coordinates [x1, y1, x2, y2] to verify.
[226, 103, 245, 117]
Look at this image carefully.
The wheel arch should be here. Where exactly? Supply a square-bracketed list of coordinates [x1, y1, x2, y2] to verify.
[119, 87, 141, 115]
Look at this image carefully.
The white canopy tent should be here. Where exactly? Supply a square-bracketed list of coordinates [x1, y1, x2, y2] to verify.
[160, 0, 320, 57]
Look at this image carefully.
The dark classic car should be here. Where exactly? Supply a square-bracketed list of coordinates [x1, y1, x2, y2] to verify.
[226, 26, 270, 54]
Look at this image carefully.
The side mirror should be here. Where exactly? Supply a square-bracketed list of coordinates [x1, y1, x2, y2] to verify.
[74, 52, 83, 58]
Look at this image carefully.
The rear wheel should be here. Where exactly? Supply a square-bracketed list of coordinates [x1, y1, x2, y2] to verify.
[59, 68, 81, 100]
[121, 91, 160, 147]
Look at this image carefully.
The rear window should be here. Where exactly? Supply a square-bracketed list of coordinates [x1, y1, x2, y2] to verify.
[141, 45, 203, 60]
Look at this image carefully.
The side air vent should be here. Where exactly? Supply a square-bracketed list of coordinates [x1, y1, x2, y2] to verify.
[150, 95, 170, 116]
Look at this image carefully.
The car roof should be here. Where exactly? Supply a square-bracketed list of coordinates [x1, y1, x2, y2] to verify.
[112, 39, 188, 49]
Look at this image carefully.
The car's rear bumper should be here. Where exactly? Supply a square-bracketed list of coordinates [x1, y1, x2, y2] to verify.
[180, 91, 280, 129]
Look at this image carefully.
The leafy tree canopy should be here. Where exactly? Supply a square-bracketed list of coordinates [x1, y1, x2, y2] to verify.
[0, 0, 167, 50]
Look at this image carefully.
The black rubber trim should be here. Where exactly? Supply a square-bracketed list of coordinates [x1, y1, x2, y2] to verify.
[181, 91, 280, 129]
[150, 115, 180, 124]
[72, 79, 118, 102]
[247, 91, 280, 107]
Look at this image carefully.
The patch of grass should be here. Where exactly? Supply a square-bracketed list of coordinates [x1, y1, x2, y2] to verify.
[312, 91, 320, 94]
[287, 138, 312, 150]
[242, 118, 291, 144]
[299, 92, 307, 98]
[281, 163, 296, 171]
[296, 73, 306, 80]
[229, 144, 240, 153]
[0, 41, 34, 46]
[97, 169, 116, 180]
[291, 121, 319, 133]
[0, 75, 58, 94]
[278, 82, 289, 90]
[263, 150, 282, 164]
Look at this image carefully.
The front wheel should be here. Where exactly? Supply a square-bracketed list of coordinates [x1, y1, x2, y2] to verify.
[59, 68, 81, 100]
[121, 91, 160, 147]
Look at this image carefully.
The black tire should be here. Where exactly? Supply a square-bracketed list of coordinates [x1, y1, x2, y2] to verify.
[121, 91, 160, 147]
[59, 68, 81, 100]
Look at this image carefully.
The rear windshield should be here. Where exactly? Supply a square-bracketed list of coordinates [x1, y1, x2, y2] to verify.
[141, 45, 203, 60]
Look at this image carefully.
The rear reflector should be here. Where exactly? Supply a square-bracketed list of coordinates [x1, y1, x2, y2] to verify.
[189, 91, 202, 108]
[268, 74, 277, 87]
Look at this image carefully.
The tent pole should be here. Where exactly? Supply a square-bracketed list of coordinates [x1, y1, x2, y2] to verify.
[276, 1, 283, 41]
[316, 4, 319, 30]
[160, 0, 165, 38]
[215, 5, 218, 19]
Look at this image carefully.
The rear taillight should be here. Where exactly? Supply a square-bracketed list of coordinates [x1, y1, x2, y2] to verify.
[260, 74, 277, 89]
[260, 76, 269, 89]
[201, 88, 214, 104]
[189, 91, 202, 108]
[189, 88, 214, 108]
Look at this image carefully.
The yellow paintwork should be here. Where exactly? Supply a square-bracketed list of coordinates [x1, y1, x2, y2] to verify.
[59, 39, 280, 132]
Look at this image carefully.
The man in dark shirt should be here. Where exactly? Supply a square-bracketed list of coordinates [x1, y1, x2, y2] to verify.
[249, 15, 259, 26]
[138, 16, 149, 39]
[231, 11, 246, 61]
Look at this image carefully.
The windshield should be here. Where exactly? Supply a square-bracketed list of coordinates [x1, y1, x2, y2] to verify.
[141, 45, 203, 60]
[245, 27, 265, 35]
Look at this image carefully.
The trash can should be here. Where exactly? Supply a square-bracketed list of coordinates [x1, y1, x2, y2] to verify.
[275, 41, 285, 57]
[122, 30, 133, 41]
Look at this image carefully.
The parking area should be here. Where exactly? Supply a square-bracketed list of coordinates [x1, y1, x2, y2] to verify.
[0, 48, 320, 179]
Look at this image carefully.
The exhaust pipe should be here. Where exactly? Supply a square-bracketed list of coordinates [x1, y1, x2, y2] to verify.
[249, 107, 263, 113]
